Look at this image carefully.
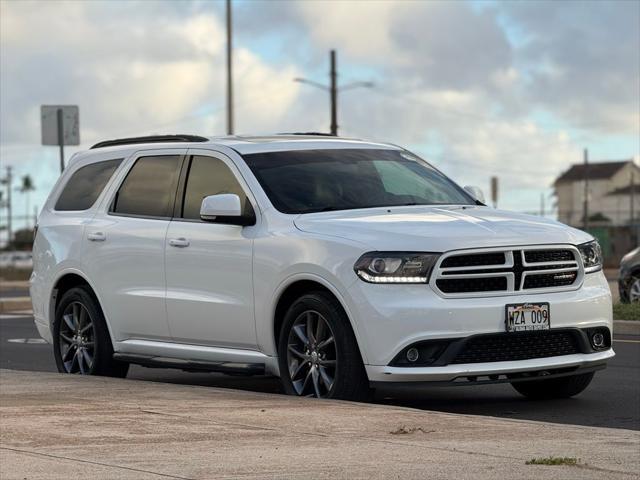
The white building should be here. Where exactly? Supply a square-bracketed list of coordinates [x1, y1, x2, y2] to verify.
[554, 159, 639, 228]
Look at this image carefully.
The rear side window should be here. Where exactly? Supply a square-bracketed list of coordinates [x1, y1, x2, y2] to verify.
[181, 155, 248, 220]
[112, 155, 182, 218]
[55, 159, 122, 211]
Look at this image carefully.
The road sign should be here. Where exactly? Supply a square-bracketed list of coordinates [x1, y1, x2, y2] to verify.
[41, 105, 79, 146]
[41, 105, 79, 172]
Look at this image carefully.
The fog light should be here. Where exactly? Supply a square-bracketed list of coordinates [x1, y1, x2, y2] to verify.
[406, 348, 420, 363]
[592, 332, 605, 348]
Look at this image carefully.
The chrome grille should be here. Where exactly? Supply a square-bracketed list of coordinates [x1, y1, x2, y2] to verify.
[432, 246, 583, 297]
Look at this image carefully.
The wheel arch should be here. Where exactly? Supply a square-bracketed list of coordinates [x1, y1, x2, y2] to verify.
[270, 274, 368, 365]
[49, 269, 116, 345]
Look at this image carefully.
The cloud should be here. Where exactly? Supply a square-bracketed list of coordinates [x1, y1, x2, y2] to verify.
[0, 0, 637, 233]
[502, 0, 640, 134]
[0, 0, 301, 146]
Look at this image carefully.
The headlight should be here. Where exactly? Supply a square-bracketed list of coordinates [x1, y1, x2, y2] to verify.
[354, 252, 440, 283]
[578, 240, 603, 273]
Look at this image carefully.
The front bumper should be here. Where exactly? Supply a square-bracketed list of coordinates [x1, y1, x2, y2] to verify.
[366, 349, 614, 383]
[344, 269, 613, 380]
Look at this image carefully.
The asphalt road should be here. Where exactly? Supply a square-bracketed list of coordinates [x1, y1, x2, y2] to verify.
[2, 313, 638, 431]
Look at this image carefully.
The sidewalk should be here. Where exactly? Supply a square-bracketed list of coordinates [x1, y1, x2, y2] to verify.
[1, 369, 638, 479]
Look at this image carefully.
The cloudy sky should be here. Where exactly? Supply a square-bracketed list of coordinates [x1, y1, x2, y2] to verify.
[1, 0, 639, 233]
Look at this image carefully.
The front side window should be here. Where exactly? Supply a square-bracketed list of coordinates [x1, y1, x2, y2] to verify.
[55, 159, 122, 211]
[181, 155, 248, 220]
[243, 149, 473, 214]
[112, 155, 181, 217]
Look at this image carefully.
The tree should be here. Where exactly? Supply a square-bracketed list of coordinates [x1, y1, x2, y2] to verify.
[19, 175, 35, 228]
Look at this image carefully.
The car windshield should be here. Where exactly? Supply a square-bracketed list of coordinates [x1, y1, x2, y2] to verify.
[243, 148, 475, 214]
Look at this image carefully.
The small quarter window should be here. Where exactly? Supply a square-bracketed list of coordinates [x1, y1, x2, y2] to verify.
[55, 159, 122, 211]
[112, 155, 182, 218]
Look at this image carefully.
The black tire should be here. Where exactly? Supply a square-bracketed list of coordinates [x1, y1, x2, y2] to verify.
[511, 372, 594, 399]
[53, 286, 129, 378]
[277, 291, 369, 401]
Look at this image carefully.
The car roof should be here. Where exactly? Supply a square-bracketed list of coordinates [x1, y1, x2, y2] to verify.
[74, 134, 401, 162]
[210, 135, 400, 154]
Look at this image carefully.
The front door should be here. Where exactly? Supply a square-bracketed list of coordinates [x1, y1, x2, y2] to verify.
[164, 150, 257, 349]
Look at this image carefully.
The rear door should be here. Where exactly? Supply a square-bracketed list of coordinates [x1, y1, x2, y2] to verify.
[164, 149, 257, 349]
[84, 149, 186, 342]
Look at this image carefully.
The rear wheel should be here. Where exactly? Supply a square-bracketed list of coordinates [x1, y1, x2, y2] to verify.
[628, 276, 640, 303]
[277, 291, 369, 401]
[511, 372, 594, 399]
[53, 286, 129, 378]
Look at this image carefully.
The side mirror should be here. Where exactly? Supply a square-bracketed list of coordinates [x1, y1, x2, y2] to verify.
[464, 185, 486, 204]
[200, 194, 242, 221]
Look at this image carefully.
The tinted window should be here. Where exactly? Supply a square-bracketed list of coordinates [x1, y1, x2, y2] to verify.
[243, 149, 473, 214]
[112, 155, 181, 217]
[182, 155, 248, 220]
[55, 159, 122, 211]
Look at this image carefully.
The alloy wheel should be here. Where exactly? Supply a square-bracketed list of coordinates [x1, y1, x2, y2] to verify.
[58, 301, 96, 374]
[630, 278, 640, 303]
[286, 310, 337, 398]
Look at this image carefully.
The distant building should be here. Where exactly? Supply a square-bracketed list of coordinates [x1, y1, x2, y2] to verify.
[553, 159, 640, 265]
[554, 159, 639, 227]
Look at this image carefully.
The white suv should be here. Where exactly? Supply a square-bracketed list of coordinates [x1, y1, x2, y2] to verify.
[31, 134, 614, 401]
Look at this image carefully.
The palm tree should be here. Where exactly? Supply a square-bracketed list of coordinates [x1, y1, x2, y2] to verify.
[19, 175, 35, 229]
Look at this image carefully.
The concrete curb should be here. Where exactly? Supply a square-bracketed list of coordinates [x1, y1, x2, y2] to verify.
[614, 320, 640, 335]
[0, 297, 32, 314]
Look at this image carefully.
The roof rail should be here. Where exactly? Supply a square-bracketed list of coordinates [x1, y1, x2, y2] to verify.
[90, 134, 209, 149]
[278, 132, 337, 137]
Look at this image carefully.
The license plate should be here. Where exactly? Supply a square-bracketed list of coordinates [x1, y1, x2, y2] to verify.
[505, 302, 550, 332]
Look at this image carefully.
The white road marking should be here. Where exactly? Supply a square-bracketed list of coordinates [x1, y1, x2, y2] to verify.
[614, 339, 640, 344]
[7, 338, 48, 344]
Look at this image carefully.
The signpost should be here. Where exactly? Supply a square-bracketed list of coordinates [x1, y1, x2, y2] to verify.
[41, 105, 79, 172]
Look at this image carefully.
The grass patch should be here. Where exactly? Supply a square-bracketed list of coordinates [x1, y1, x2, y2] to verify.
[526, 457, 578, 466]
[613, 302, 640, 321]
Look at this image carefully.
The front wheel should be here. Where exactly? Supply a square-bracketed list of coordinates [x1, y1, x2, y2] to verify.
[53, 286, 129, 378]
[511, 372, 595, 399]
[277, 292, 369, 401]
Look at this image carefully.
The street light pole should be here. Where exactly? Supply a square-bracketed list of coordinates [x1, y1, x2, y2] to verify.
[295, 49, 373, 136]
[226, 0, 234, 135]
[582, 148, 589, 231]
[330, 50, 338, 136]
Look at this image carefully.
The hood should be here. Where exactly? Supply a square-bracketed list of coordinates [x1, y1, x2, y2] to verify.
[293, 205, 592, 252]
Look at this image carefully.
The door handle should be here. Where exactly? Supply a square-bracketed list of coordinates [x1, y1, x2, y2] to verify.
[87, 232, 106, 242]
[168, 237, 190, 248]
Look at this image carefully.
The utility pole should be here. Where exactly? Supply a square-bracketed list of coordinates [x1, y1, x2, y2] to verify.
[330, 50, 338, 136]
[490, 176, 498, 208]
[294, 50, 373, 136]
[226, 0, 234, 135]
[631, 169, 636, 244]
[4, 166, 12, 247]
[582, 148, 589, 231]
[540, 192, 545, 217]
